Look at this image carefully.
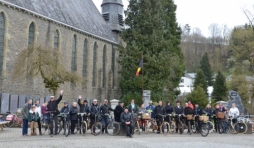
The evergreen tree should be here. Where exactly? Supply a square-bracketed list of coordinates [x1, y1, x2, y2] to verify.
[212, 71, 228, 102]
[194, 69, 208, 94]
[200, 53, 213, 86]
[119, 0, 185, 104]
[187, 85, 209, 109]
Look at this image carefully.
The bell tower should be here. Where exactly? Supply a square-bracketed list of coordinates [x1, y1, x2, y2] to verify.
[101, 0, 124, 32]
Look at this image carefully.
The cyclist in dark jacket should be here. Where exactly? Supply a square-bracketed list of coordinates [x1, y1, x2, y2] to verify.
[213, 104, 223, 132]
[78, 95, 90, 134]
[90, 99, 99, 131]
[184, 102, 194, 133]
[114, 101, 125, 122]
[100, 99, 114, 133]
[154, 101, 165, 134]
[174, 100, 184, 133]
[60, 102, 70, 135]
[194, 103, 202, 133]
[47, 89, 63, 135]
[165, 102, 173, 123]
[70, 102, 78, 134]
[120, 108, 133, 138]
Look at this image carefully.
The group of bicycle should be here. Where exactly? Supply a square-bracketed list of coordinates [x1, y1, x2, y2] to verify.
[18, 89, 250, 138]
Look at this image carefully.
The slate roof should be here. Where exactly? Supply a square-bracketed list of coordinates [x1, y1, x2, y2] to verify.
[1, 0, 118, 44]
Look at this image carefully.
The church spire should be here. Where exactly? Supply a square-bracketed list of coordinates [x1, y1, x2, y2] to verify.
[101, 0, 124, 32]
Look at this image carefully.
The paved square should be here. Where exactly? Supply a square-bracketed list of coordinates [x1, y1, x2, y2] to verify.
[0, 128, 253, 148]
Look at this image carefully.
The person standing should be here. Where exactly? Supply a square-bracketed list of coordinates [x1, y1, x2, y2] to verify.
[78, 95, 90, 134]
[100, 99, 114, 134]
[60, 102, 70, 135]
[165, 102, 173, 123]
[128, 99, 139, 114]
[70, 102, 78, 134]
[183, 103, 194, 133]
[213, 104, 223, 132]
[41, 102, 48, 125]
[146, 101, 155, 118]
[34, 100, 42, 135]
[174, 100, 184, 133]
[139, 104, 147, 131]
[21, 99, 32, 136]
[120, 108, 133, 138]
[47, 89, 63, 136]
[204, 104, 213, 120]
[90, 99, 99, 132]
[154, 101, 165, 134]
[187, 100, 194, 109]
[28, 105, 39, 136]
[229, 103, 239, 124]
[114, 101, 124, 122]
[194, 103, 202, 133]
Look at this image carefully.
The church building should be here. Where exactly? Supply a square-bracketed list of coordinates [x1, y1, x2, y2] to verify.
[0, 0, 124, 102]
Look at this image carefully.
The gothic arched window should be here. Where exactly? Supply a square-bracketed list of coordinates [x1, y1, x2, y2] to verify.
[82, 39, 88, 77]
[102, 45, 107, 88]
[28, 22, 35, 45]
[92, 42, 97, 87]
[0, 12, 5, 76]
[71, 34, 77, 72]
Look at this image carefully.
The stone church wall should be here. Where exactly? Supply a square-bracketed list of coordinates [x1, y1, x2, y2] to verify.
[0, 5, 120, 104]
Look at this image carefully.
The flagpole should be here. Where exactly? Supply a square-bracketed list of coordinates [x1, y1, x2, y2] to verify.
[142, 52, 144, 103]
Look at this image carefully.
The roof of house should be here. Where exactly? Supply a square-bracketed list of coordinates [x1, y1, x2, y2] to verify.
[1, 0, 118, 44]
[185, 73, 196, 79]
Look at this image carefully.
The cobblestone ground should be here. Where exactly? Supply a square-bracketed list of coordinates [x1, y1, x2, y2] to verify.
[0, 128, 253, 148]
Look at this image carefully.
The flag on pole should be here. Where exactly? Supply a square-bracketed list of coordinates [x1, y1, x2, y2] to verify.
[135, 59, 143, 76]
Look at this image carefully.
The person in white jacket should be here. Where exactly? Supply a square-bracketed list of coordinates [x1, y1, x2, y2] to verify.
[229, 103, 239, 124]
[29, 100, 42, 135]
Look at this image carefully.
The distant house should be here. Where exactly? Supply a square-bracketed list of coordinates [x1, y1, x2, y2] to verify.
[178, 73, 213, 102]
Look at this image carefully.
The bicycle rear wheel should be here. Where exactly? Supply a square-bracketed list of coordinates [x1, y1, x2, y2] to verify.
[160, 122, 170, 136]
[206, 121, 214, 133]
[107, 121, 120, 136]
[82, 121, 87, 135]
[200, 122, 209, 137]
[64, 122, 70, 137]
[234, 122, 247, 134]
[92, 122, 102, 136]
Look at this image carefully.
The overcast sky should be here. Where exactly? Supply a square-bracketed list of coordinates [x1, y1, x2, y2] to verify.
[93, 0, 254, 37]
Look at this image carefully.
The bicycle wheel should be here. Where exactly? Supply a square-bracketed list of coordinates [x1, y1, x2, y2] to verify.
[228, 124, 238, 135]
[179, 122, 183, 134]
[74, 122, 80, 134]
[234, 122, 247, 134]
[82, 121, 87, 135]
[4, 119, 14, 128]
[92, 122, 102, 136]
[64, 122, 70, 137]
[147, 121, 155, 133]
[206, 121, 214, 133]
[192, 122, 197, 133]
[218, 121, 223, 134]
[170, 121, 176, 133]
[136, 121, 141, 135]
[107, 121, 120, 136]
[188, 121, 192, 135]
[200, 122, 209, 137]
[41, 123, 49, 135]
[160, 122, 170, 136]
[58, 121, 63, 134]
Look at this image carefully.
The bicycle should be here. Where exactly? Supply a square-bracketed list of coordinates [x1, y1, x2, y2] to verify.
[104, 113, 120, 136]
[175, 114, 185, 134]
[131, 113, 141, 135]
[226, 117, 238, 135]
[91, 115, 103, 136]
[158, 114, 170, 135]
[146, 118, 158, 133]
[41, 111, 60, 137]
[195, 115, 210, 137]
[60, 112, 70, 137]
[215, 112, 224, 134]
[234, 117, 247, 134]
[166, 114, 176, 133]
[77, 113, 89, 135]
[185, 114, 194, 135]
[2, 112, 23, 128]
